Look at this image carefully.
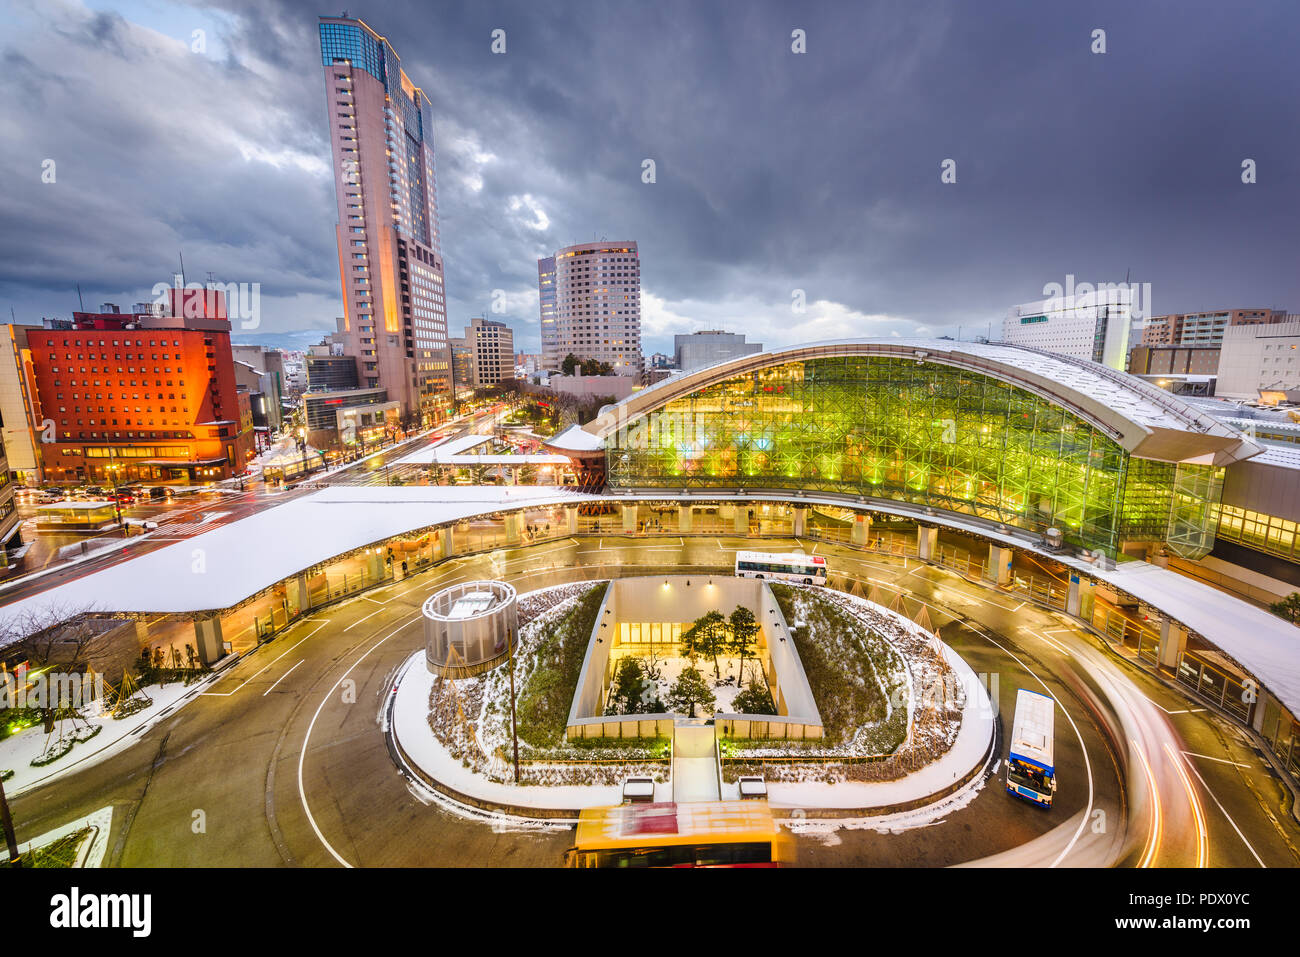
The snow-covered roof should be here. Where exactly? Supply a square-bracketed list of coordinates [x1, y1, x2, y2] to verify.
[4, 483, 1299, 717]
[543, 424, 605, 452]
[582, 338, 1262, 466]
[1096, 560, 1300, 715]
[0, 486, 597, 631]
[393, 434, 494, 464]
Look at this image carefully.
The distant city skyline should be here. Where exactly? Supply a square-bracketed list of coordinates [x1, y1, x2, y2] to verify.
[2, 1, 1296, 359]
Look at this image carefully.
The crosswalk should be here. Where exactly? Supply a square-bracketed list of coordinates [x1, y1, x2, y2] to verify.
[150, 511, 231, 537]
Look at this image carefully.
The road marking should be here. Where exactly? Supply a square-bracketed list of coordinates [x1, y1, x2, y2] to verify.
[1012, 601, 1027, 612]
[262, 660, 303, 697]
[1180, 755, 1266, 867]
[1144, 695, 1206, 715]
[343, 608, 385, 632]
[202, 629, 317, 697]
[1021, 628, 1072, 658]
[298, 616, 417, 868]
[359, 596, 385, 606]
[1181, 750, 1252, 769]
[1165, 742, 1209, 868]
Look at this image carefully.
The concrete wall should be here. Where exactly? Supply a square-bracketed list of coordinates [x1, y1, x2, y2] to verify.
[566, 575, 822, 738]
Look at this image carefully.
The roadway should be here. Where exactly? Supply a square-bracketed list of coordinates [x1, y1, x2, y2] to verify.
[8, 535, 1298, 867]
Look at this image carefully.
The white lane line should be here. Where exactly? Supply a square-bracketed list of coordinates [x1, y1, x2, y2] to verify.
[1011, 601, 1027, 612]
[971, 625, 1095, 868]
[201, 629, 318, 697]
[343, 608, 385, 632]
[1180, 755, 1266, 867]
[1021, 628, 1073, 658]
[1145, 695, 1206, 715]
[359, 596, 385, 606]
[262, 660, 303, 697]
[1181, 750, 1252, 769]
[298, 616, 416, 868]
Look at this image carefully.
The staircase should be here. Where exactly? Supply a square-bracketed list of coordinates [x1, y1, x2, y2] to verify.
[671, 721, 721, 803]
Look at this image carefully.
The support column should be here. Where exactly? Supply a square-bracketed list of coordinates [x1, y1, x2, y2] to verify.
[851, 513, 870, 546]
[290, 571, 311, 615]
[678, 504, 693, 534]
[439, 526, 455, 558]
[566, 506, 578, 535]
[193, 615, 225, 665]
[505, 512, 522, 545]
[793, 506, 807, 538]
[917, 526, 938, 561]
[133, 619, 151, 653]
[734, 506, 748, 535]
[366, 549, 384, 583]
[988, 544, 1013, 586]
[1066, 574, 1095, 619]
[1158, 619, 1188, 669]
[622, 504, 637, 535]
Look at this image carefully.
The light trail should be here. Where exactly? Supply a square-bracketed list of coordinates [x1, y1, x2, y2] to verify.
[1132, 738, 1162, 868]
[1164, 742, 1209, 868]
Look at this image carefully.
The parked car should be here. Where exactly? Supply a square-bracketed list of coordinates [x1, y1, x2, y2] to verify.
[148, 486, 172, 501]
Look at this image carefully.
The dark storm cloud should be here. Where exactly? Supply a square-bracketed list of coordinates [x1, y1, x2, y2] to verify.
[1, 0, 1296, 351]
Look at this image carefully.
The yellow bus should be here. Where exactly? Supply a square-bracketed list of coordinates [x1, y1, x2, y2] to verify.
[564, 801, 795, 868]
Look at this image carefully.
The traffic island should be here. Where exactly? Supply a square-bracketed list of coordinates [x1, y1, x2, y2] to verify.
[387, 577, 994, 821]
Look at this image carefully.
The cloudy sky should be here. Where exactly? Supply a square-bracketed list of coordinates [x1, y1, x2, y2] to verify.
[2, 0, 1297, 355]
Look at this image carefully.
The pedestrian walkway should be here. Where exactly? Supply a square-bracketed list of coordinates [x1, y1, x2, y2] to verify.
[151, 511, 229, 537]
[672, 722, 721, 802]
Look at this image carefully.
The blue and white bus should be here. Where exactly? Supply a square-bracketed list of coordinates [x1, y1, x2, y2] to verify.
[1006, 689, 1056, 807]
[734, 551, 828, 585]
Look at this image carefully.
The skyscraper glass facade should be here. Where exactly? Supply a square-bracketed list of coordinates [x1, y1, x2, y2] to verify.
[605, 356, 1223, 557]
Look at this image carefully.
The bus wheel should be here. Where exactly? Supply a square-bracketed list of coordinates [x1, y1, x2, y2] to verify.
[756, 574, 764, 580]
[803, 578, 812, 585]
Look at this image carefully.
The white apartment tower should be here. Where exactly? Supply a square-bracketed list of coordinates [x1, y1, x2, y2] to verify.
[545, 241, 641, 375]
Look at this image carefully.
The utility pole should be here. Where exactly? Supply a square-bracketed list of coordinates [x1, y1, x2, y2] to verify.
[0, 775, 21, 867]
[507, 629, 520, 783]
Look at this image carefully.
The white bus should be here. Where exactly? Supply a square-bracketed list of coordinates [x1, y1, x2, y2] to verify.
[734, 551, 827, 585]
[1006, 688, 1056, 807]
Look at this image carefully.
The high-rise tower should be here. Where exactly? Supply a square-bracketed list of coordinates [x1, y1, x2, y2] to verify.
[319, 16, 451, 427]
[545, 241, 640, 375]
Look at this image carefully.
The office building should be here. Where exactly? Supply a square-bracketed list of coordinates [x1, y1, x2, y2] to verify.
[537, 256, 558, 370]
[1002, 287, 1132, 369]
[1142, 309, 1288, 348]
[0, 426, 18, 565]
[674, 330, 762, 372]
[545, 241, 641, 375]
[231, 344, 285, 433]
[23, 290, 255, 483]
[319, 15, 452, 428]
[1216, 320, 1300, 401]
[462, 317, 514, 388]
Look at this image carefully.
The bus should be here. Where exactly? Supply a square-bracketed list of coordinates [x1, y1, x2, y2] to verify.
[734, 551, 827, 585]
[1006, 688, 1056, 807]
[564, 801, 794, 868]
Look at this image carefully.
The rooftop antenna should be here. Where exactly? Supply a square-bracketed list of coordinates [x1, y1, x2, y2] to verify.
[76, 283, 85, 310]
[178, 250, 187, 285]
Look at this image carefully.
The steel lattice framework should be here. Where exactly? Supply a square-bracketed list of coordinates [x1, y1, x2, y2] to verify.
[605, 356, 1222, 557]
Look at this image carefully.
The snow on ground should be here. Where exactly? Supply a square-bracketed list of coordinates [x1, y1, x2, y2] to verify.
[0, 805, 114, 867]
[630, 654, 751, 715]
[391, 649, 629, 810]
[0, 678, 208, 795]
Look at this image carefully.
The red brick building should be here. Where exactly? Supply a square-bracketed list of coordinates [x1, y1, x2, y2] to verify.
[24, 291, 255, 484]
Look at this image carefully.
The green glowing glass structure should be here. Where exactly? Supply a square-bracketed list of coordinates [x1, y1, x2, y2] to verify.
[605, 356, 1221, 558]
